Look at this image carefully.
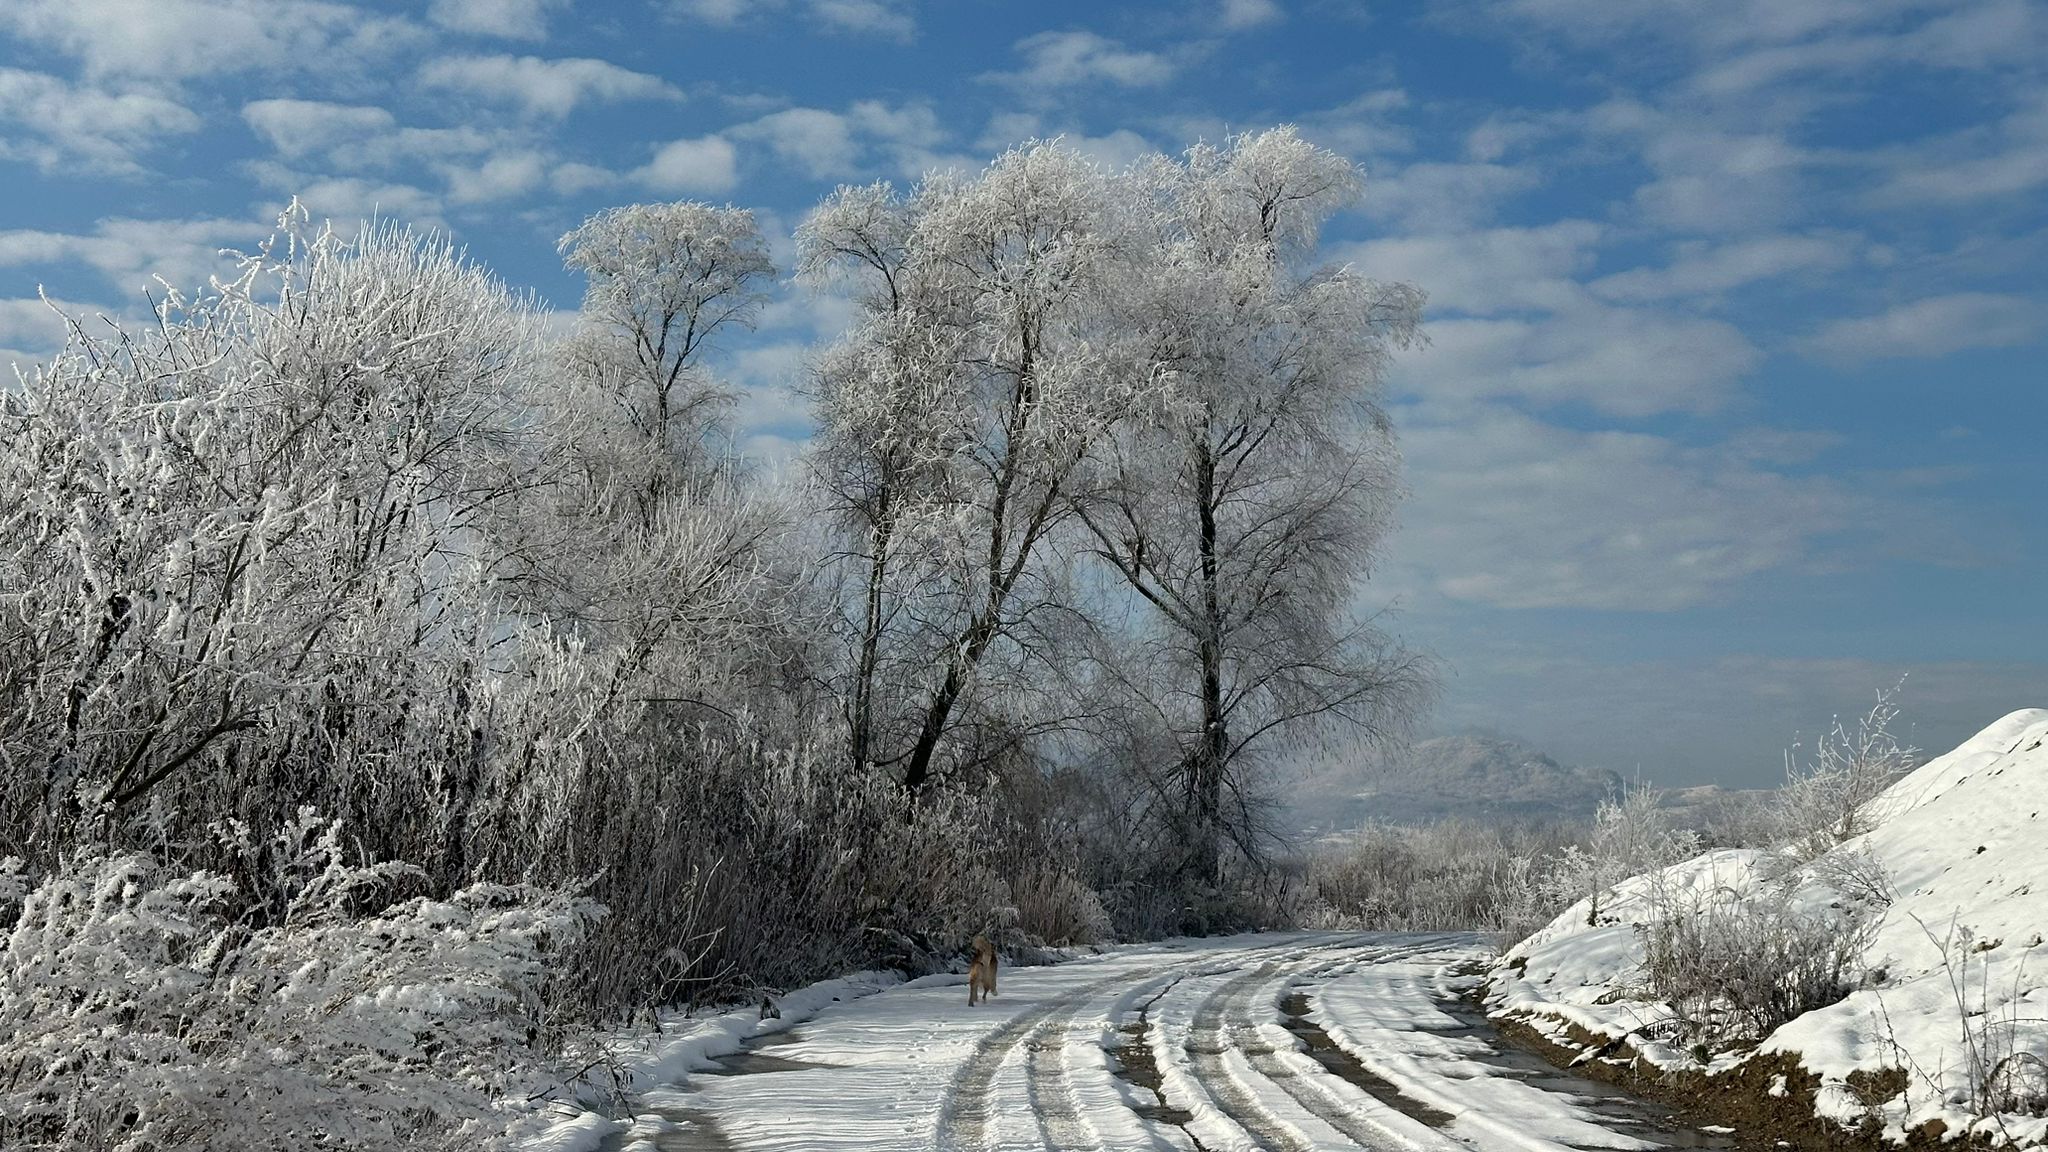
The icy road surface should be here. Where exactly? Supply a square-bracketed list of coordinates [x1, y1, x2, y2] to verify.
[597, 932, 1745, 1152]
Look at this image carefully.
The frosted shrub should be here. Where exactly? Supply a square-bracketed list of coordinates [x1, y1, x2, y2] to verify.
[1542, 781, 1701, 925]
[1010, 863, 1116, 947]
[1906, 920, 2048, 1125]
[1638, 882, 1870, 1047]
[0, 206, 554, 866]
[1752, 683, 1918, 861]
[0, 813, 597, 1152]
[548, 727, 1084, 1007]
[1307, 820, 1578, 935]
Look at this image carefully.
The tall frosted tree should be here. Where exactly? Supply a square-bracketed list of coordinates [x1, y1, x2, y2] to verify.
[799, 143, 1150, 791]
[547, 201, 791, 695]
[557, 202, 775, 506]
[1080, 128, 1431, 887]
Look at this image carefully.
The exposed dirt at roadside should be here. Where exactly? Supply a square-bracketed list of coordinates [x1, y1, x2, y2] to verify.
[1478, 988, 2006, 1152]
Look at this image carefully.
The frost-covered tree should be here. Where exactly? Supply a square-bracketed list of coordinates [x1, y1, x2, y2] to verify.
[799, 144, 1151, 791]
[0, 212, 548, 859]
[557, 202, 775, 498]
[544, 201, 794, 707]
[1079, 128, 1430, 886]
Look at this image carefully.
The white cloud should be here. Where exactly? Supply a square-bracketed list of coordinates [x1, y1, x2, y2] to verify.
[1802, 293, 2047, 363]
[1341, 222, 1766, 416]
[0, 69, 200, 175]
[550, 162, 620, 196]
[1390, 404, 1868, 611]
[1470, 0, 1936, 57]
[731, 345, 812, 412]
[809, 0, 913, 39]
[246, 163, 446, 231]
[428, 0, 569, 40]
[1548, 99, 1816, 235]
[6, 0, 423, 82]
[1632, 127, 1809, 235]
[242, 101, 522, 206]
[445, 151, 549, 204]
[1463, 114, 1549, 163]
[1401, 304, 1761, 417]
[1590, 232, 1860, 302]
[670, 0, 754, 22]
[1870, 92, 2048, 209]
[637, 135, 740, 194]
[736, 99, 956, 181]
[989, 30, 1178, 92]
[981, 117, 1158, 170]
[734, 108, 861, 180]
[1300, 88, 1412, 159]
[1682, 0, 2045, 98]
[241, 97, 570, 215]
[0, 296, 89, 365]
[418, 55, 681, 119]
[242, 99, 398, 160]
[1359, 160, 1540, 233]
[1337, 221, 1601, 316]
[1220, 0, 1283, 30]
[664, 0, 914, 36]
[1053, 129, 1160, 171]
[0, 217, 256, 295]
[847, 100, 948, 161]
[755, 289, 860, 342]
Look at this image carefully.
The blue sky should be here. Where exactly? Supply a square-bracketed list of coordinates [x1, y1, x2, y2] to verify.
[1, 0, 2042, 786]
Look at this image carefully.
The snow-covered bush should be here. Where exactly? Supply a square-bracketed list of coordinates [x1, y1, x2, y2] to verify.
[1745, 683, 1918, 862]
[1305, 820, 1577, 936]
[1009, 863, 1116, 947]
[0, 812, 596, 1152]
[532, 722, 1070, 1008]
[1540, 781, 1701, 926]
[0, 211, 550, 861]
[1637, 878, 1871, 1046]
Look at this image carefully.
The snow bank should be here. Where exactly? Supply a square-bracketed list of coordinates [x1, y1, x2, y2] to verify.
[521, 970, 910, 1151]
[1490, 708, 2048, 1145]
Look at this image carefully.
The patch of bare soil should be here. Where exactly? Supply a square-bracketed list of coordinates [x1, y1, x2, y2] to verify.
[1480, 989, 1995, 1152]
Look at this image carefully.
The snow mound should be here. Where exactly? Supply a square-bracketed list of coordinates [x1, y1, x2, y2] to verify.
[1491, 708, 2048, 1146]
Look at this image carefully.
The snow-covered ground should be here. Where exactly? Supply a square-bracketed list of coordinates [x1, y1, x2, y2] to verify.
[1492, 708, 2048, 1147]
[530, 931, 1749, 1151]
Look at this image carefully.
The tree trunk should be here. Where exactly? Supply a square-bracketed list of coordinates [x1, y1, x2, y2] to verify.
[849, 478, 895, 770]
[901, 612, 998, 794]
[901, 337, 1041, 796]
[1190, 437, 1227, 888]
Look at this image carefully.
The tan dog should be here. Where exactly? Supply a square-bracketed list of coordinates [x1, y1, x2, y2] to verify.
[967, 935, 998, 1006]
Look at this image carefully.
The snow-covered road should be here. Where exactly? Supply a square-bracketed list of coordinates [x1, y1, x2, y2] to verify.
[592, 932, 1746, 1152]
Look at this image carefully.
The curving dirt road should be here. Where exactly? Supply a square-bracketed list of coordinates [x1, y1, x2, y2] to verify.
[593, 932, 1746, 1152]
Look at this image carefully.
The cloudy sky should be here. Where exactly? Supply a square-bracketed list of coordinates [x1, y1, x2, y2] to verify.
[1, 0, 2042, 786]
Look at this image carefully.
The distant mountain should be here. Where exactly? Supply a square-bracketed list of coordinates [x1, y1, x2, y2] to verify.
[1279, 733, 1767, 838]
[1282, 733, 1624, 835]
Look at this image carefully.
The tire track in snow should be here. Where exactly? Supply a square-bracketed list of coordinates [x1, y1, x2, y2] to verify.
[937, 956, 1235, 1152]
[1183, 938, 1462, 1152]
[1235, 949, 1455, 1150]
[1026, 1012, 1099, 1151]
[1183, 954, 1334, 1152]
[935, 938, 1331, 1152]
